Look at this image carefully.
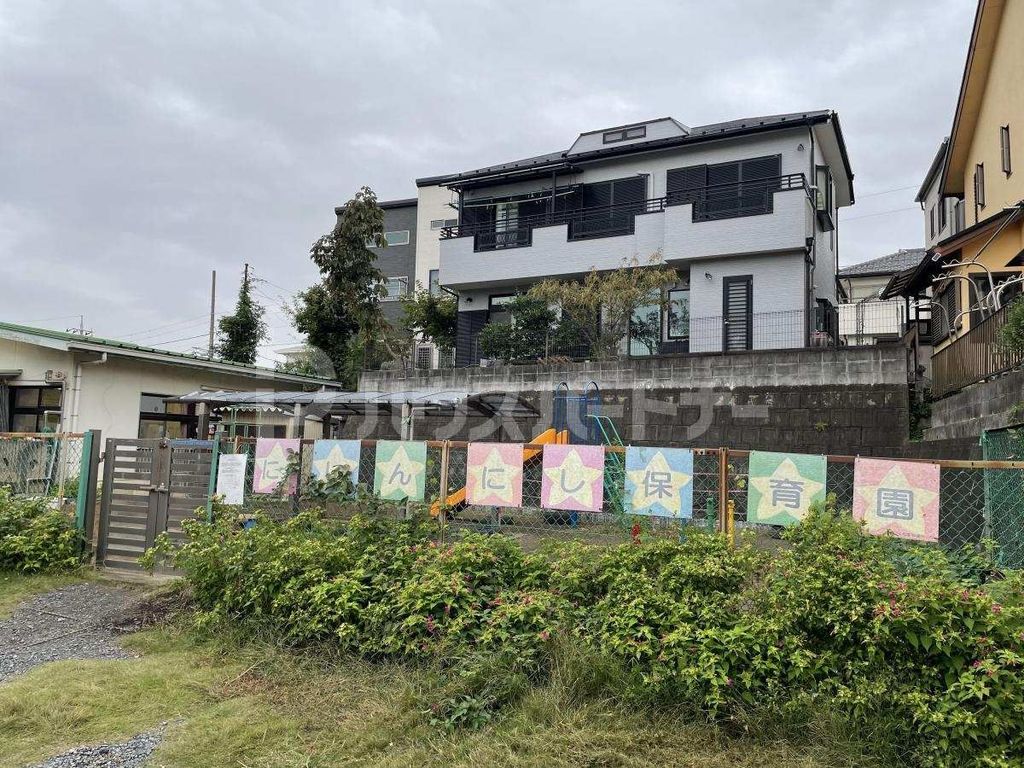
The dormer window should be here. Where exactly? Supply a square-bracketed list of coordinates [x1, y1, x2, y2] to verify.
[603, 125, 646, 144]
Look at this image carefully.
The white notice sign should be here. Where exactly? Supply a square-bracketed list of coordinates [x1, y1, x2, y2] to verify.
[215, 453, 247, 506]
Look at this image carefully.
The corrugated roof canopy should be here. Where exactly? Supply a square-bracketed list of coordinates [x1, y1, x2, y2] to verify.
[172, 389, 539, 418]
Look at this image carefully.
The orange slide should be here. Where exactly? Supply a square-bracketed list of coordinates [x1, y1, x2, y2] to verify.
[430, 427, 567, 517]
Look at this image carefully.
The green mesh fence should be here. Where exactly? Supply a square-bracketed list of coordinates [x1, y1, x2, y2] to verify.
[981, 425, 1024, 568]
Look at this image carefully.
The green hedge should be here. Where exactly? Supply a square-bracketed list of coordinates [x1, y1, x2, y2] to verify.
[0, 487, 84, 573]
[146, 502, 1024, 767]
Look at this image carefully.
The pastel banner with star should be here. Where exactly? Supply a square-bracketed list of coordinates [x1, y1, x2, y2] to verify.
[252, 438, 300, 495]
[310, 440, 361, 485]
[466, 443, 524, 507]
[541, 444, 605, 513]
[373, 440, 427, 501]
[853, 457, 940, 542]
[746, 450, 827, 526]
[624, 447, 694, 518]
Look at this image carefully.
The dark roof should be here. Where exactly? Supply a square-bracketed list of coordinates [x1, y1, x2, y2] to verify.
[0, 322, 340, 386]
[416, 110, 851, 190]
[334, 196, 417, 215]
[838, 249, 927, 278]
[916, 138, 949, 202]
[881, 257, 935, 300]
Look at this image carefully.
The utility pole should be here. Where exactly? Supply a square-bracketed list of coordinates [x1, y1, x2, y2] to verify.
[208, 270, 216, 357]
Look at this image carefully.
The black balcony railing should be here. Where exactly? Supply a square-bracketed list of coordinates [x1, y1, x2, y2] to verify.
[441, 173, 809, 252]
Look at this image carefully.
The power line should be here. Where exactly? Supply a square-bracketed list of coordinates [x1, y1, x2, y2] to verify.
[841, 205, 920, 223]
[857, 184, 919, 199]
[117, 314, 211, 341]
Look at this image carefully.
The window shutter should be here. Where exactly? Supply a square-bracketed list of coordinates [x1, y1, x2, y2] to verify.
[1001, 126, 1012, 174]
[612, 177, 645, 206]
[581, 181, 613, 208]
[739, 155, 781, 181]
[707, 162, 740, 187]
[667, 165, 707, 195]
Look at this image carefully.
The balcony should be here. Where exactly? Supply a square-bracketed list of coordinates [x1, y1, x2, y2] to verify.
[438, 174, 813, 290]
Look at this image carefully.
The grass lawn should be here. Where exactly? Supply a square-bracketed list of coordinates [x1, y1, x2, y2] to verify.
[0, 570, 94, 618]
[0, 622, 882, 768]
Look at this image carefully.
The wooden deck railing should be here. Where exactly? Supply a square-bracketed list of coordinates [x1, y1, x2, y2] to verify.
[932, 300, 1023, 397]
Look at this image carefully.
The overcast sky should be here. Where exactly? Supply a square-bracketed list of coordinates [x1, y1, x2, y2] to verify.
[1, 0, 976, 363]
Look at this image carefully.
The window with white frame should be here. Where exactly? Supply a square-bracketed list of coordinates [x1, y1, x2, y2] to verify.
[429, 269, 440, 296]
[368, 230, 410, 247]
[382, 276, 409, 301]
[429, 218, 458, 230]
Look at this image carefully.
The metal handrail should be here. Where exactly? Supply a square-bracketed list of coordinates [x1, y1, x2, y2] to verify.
[440, 173, 809, 240]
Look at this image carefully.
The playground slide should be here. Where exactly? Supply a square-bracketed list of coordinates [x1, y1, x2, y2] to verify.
[430, 427, 566, 517]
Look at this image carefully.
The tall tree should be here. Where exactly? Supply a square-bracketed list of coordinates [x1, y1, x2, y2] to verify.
[292, 186, 393, 382]
[217, 264, 268, 365]
[400, 285, 457, 350]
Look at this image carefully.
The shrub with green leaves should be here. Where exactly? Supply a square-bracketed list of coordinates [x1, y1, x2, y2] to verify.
[0, 487, 83, 573]
[149, 499, 1024, 766]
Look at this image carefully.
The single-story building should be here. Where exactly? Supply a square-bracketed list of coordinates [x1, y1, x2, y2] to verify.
[0, 322, 342, 439]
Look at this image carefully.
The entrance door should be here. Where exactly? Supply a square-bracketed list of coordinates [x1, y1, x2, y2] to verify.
[722, 276, 753, 351]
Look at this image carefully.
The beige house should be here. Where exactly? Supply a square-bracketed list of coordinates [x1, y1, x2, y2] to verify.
[0, 322, 341, 439]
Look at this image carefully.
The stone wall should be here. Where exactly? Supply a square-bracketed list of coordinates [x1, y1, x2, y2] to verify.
[351, 347, 912, 455]
[925, 369, 1024, 441]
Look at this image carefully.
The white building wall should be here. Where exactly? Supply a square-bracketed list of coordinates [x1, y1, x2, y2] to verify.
[0, 338, 323, 439]
[687, 252, 807, 352]
[413, 184, 457, 291]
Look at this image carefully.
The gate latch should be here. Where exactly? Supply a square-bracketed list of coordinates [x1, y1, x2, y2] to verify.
[148, 483, 169, 493]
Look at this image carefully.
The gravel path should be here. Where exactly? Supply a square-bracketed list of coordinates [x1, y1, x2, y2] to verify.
[0, 583, 139, 683]
[25, 725, 166, 768]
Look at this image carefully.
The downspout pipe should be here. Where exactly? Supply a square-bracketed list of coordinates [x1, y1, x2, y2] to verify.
[69, 352, 107, 433]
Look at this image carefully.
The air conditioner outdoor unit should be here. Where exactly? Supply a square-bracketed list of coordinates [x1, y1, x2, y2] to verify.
[44, 369, 67, 383]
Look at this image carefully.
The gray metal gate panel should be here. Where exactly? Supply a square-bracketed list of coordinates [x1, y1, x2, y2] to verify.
[97, 438, 214, 570]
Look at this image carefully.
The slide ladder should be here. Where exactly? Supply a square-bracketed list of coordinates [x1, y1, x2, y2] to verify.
[590, 414, 626, 515]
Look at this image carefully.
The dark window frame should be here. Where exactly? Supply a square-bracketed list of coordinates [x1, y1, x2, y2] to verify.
[975, 163, 986, 211]
[666, 287, 690, 340]
[722, 275, 754, 352]
[602, 125, 646, 144]
[939, 197, 948, 231]
[667, 154, 783, 222]
[9, 385, 63, 433]
[1001, 125, 1012, 176]
[138, 392, 197, 439]
[428, 269, 440, 296]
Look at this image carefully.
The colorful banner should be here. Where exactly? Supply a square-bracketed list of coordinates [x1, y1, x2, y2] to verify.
[747, 450, 828, 526]
[624, 447, 694, 518]
[541, 444, 605, 512]
[373, 440, 427, 501]
[853, 457, 940, 542]
[310, 439, 361, 485]
[466, 443, 524, 507]
[215, 453, 247, 505]
[252, 438, 300, 495]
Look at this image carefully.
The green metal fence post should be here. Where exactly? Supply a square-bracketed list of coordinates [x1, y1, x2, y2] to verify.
[74, 431, 94, 536]
[205, 438, 221, 523]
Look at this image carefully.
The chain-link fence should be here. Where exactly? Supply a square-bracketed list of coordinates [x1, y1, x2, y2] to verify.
[0, 433, 84, 501]
[981, 425, 1024, 568]
[204, 439, 1024, 557]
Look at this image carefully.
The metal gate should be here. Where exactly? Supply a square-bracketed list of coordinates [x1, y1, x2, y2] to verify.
[97, 438, 215, 570]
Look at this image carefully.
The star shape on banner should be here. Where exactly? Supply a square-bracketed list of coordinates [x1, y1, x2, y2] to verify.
[377, 444, 422, 498]
[749, 457, 824, 518]
[544, 449, 603, 508]
[255, 443, 289, 492]
[857, 464, 938, 537]
[313, 444, 354, 479]
[626, 450, 692, 516]
[467, 447, 522, 505]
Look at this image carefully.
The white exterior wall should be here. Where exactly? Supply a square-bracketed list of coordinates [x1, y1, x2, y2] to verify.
[413, 184, 457, 290]
[0, 338, 323, 439]
[920, 172, 959, 248]
[687, 252, 807, 352]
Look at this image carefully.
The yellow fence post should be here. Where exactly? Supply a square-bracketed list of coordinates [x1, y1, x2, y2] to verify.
[717, 447, 729, 535]
[726, 499, 736, 547]
[438, 440, 450, 544]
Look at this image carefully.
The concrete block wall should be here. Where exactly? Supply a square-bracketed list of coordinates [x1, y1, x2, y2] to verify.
[351, 347, 911, 455]
[925, 369, 1024, 441]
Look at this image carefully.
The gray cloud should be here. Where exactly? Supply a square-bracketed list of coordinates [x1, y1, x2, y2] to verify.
[0, 0, 975, 360]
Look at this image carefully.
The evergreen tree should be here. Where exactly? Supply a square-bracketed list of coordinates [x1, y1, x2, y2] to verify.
[217, 265, 268, 365]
